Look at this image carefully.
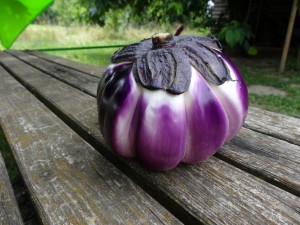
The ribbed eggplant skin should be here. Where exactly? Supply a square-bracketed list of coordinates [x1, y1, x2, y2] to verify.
[97, 55, 248, 171]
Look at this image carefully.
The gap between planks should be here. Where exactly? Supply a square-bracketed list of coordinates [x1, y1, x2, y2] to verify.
[5, 50, 98, 98]
[25, 50, 105, 78]
[0, 151, 23, 225]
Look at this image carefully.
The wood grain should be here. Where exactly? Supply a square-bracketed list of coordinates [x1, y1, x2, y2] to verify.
[1, 51, 300, 224]
[26, 50, 105, 77]
[217, 127, 300, 196]
[245, 107, 300, 146]
[0, 153, 23, 225]
[7, 50, 99, 96]
[0, 59, 181, 224]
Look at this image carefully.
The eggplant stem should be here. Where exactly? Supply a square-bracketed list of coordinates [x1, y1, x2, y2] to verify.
[152, 33, 176, 49]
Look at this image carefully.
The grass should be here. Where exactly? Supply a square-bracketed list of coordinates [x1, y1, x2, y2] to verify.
[1, 24, 299, 118]
[233, 57, 300, 118]
[4, 24, 210, 67]
[2, 24, 137, 67]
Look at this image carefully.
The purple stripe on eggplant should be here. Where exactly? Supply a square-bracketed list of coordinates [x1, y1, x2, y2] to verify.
[97, 63, 133, 146]
[112, 72, 141, 157]
[135, 90, 186, 170]
[183, 68, 229, 163]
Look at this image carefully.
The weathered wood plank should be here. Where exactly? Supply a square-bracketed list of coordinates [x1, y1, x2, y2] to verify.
[1, 52, 300, 224]
[217, 127, 300, 196]
[0, 152, 23, 225]
[0, 61, 181, 224]
[26, 50, 105, 77]
[6, 50, 99, 96]
[9, 50, 300, 146]
[244, 107, 300, 146]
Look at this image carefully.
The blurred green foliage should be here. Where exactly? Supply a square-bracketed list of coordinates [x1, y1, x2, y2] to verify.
[218, 20, 252, 48]
[240, 62, 300, 118]
[217, 20, 257, 55]
[35, 0, 212, 30]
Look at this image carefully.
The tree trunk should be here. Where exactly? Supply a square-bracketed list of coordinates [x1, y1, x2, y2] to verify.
[279, 0, 298, 73]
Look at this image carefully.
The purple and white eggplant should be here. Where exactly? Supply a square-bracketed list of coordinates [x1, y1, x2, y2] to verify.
[97, 33, 248, 170]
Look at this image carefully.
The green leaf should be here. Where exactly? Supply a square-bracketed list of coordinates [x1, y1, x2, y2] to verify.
[247, 46, 258, 56]
[225, 28, 240, 48]
[218, 27, 228, 39]
[0, 0, 53, 48]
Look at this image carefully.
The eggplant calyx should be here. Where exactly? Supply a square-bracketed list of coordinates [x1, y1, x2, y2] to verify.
[111, 34, 232, 95]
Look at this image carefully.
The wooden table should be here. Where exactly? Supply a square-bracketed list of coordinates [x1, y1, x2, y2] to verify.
[0, 50, 299, 225]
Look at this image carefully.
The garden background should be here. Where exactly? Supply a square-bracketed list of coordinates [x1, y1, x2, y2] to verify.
[0, 1, 299, 222]
[1, 0, 299, 118]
